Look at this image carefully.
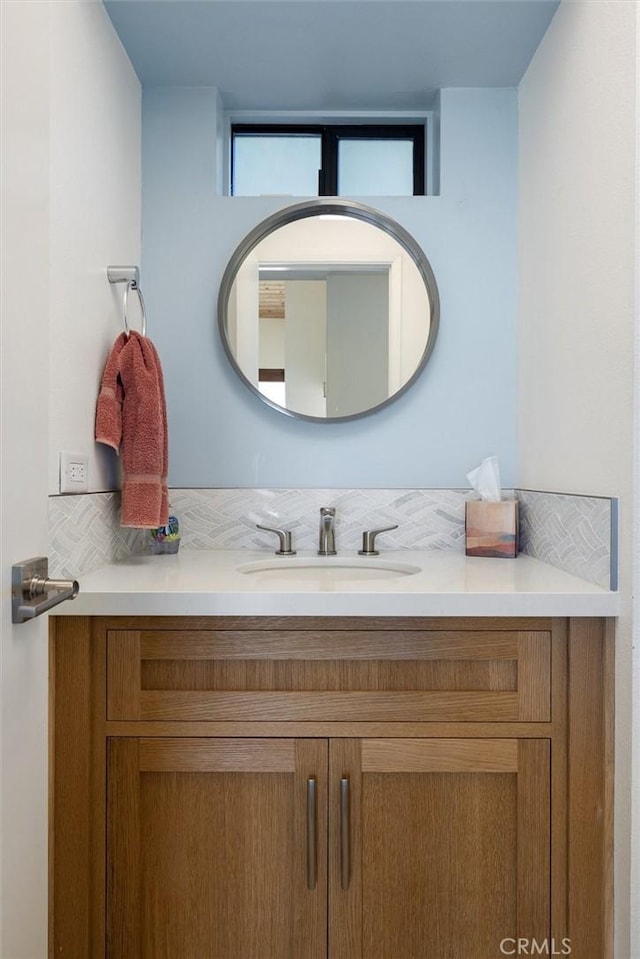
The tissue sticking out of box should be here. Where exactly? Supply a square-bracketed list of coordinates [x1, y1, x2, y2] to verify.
[466, 455, 502, 502]
[465, 456, 518, 558]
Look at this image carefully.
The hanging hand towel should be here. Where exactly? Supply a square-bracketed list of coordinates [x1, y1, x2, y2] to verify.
[95, 331, 127, 452]
[95, 331, 169, 528]
[144, 335, 169, 524]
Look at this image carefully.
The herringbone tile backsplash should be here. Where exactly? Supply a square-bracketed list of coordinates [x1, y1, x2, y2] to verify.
[49, 487, 616, 589]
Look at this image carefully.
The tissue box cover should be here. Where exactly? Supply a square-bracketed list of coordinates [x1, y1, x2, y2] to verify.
[465, 501, 519, 558]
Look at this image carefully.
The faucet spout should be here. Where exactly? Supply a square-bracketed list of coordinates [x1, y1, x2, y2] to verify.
[318, 507, 337, 556]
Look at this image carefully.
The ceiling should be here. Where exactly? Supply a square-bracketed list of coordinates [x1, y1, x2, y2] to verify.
[104, 0, 559, 111]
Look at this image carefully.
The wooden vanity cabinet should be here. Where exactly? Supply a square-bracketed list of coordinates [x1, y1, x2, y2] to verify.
[50, 615, 612, 959]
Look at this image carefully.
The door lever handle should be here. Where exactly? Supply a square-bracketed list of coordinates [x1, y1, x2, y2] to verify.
[12, 557, 79, 624]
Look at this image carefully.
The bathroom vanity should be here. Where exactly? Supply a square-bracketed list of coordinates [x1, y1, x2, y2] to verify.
[49, 552, 615, 959]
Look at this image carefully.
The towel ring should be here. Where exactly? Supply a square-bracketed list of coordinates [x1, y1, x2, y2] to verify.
[123, 280, 147, 338]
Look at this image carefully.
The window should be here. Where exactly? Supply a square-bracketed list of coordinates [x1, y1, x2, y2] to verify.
[231, 124, 425, 197]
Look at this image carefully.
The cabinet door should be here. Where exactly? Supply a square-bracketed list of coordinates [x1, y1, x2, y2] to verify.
[107, 737, 327, 959]
[329, 738, 550, 959]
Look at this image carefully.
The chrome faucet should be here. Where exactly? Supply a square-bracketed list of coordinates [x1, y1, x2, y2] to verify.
[318, 507, 337, 555]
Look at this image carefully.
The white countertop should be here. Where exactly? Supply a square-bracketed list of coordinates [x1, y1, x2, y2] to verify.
[54, 550, 619, 618]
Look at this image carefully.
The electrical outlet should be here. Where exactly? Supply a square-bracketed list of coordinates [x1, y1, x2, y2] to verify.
[59, 451, 89, 494]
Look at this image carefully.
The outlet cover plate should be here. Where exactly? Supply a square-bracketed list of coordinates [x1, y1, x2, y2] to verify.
[59, 451, 89, 494]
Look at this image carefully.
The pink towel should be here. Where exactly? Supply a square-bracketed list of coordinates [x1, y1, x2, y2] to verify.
[95, 331, 169, 528]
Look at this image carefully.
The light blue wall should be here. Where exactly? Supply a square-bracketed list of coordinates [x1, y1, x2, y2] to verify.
[142, 87, 518, 488]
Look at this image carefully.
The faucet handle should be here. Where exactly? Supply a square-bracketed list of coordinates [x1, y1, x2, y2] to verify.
[358, 525, 399, 556]
[256, 524, 296, 556]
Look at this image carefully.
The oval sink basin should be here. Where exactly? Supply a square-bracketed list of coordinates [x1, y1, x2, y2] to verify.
[237, 557, 421, 583]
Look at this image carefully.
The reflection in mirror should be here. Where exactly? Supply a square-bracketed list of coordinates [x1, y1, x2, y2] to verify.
[257, 262, 390, 418]
[219, 201, 439, 422]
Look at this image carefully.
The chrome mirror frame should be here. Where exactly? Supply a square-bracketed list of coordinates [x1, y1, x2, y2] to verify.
[217, 198, 440, 423]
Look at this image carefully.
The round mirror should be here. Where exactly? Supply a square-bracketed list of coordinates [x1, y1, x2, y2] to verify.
[218, 199, 439, 422]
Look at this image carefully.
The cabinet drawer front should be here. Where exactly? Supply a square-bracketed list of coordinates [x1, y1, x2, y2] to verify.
[106, 628, 550, 723]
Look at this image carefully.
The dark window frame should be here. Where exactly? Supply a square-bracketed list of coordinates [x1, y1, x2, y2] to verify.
[231, 123, 425, 196]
